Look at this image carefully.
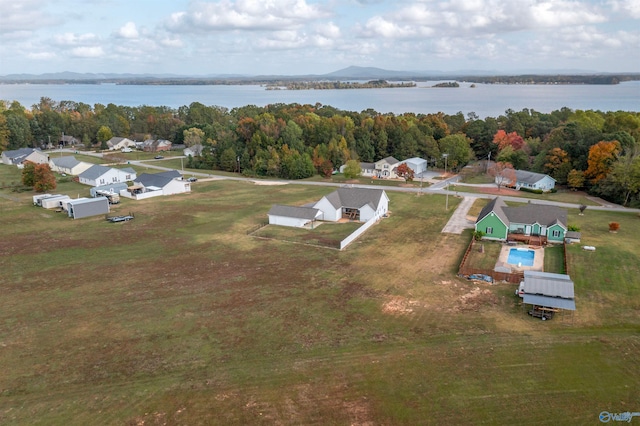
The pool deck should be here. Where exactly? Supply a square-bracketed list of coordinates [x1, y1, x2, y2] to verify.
[494, 245, 544, 273]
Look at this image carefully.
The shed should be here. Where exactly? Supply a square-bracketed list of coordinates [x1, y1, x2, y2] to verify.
[268, 205, 322, 227]
[61, 197, 88, 211]
[520, 271, 574, 299]
[403, 157, 428, 175]
[564, 231, 582, 244]
[67, 197, 110, 219]
[41, 195, 71, 209]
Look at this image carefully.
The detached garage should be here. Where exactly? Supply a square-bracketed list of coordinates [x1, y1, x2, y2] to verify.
[67, 197, 109, 219]
[268, 205, 322, 228]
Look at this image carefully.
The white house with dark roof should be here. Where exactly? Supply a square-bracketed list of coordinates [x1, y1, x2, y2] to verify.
[183, 144, 204, 157]
[79, 164, 137, 186]
[49, 156, 93, 175]
[106, 137, 136, 151]
[314, 187, 389, 222]
[500, 170, 556, 192]
[122, 170, 190, 199]
[268, 205, 323, 227]
[2, 148, 49, 166]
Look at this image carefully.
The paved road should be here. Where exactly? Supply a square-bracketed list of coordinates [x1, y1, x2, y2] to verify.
[56, 149, 640, 214]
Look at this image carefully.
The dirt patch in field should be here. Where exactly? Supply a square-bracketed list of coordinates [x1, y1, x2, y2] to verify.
[452, 286, 499, 312]
[382, 296, 419, 315]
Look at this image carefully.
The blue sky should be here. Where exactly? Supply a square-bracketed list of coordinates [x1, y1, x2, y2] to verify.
[1, 0, 639, 76]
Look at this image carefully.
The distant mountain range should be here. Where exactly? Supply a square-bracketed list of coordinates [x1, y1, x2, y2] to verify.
[0, 66, 637, 84]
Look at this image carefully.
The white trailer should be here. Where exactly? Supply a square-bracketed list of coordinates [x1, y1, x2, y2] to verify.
[33, 193, 52, 205]
[41, 195, 71, 209]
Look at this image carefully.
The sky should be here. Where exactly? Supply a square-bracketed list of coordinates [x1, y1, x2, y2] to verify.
[1, 0, 639, 76]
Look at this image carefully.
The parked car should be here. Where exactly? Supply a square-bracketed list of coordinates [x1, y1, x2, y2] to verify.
[187, 177, 198, 182]
[121, 147, 133, 153]
[154, 155, 164, 159]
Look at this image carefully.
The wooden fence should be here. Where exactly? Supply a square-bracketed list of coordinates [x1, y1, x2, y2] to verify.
[458, 238, 525, 284]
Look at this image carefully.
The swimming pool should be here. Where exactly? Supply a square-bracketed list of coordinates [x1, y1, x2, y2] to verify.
[507, 248, 535, 267]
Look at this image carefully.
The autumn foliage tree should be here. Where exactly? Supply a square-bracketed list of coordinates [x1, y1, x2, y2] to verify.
[567, 169, 585, 191]
[544, 147, 572, 184]
[489, 161, 516, 190]
[585, 140, 621, 184]
[493, 130, 525, 152]
[21, 161, 36, 187]
[395, 163, 415, 182]
[33, 163, 56, 192]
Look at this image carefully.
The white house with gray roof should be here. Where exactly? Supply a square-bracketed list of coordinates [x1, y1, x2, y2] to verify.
[122, 170, 190, 199]
[49, 156, 93, 175]
[499, 170, 556, 192]
[106, 137, 136, 151]
[78, 164, 137, 186]
[2, 148, 49, 166]
[314, 187, 389, 222]
[268, 205, 323, 228]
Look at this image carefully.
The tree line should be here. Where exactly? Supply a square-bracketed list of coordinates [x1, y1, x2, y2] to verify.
[1, 98, 639, 206]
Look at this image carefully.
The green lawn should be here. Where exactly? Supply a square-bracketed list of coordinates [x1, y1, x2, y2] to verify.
[456, 185, 601, 206]
[544, 245, 566, 274]
[0, 163, 638, 424]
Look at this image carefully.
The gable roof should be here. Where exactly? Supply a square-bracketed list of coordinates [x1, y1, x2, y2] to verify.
[51, 156, 82, 169]
[504, 204, 567, 228]
[476, 197, 509, 225]
[3, 148, 38, 163]
[79, 164, 112, 180]
[155, 170, 182, 179]
[376, 156, 400, 165]
[136, 172, 175, 188]
[404, 157, 427, 165]
[324, 187, 387, 210]
[515, 170, 555, 184]
[268, 205, 321, 220]
[119, 167, 136, 175]
[476, 197, 566, 228]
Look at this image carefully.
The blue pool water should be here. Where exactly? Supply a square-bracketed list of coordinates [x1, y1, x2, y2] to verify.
[507, 248, 535, 267]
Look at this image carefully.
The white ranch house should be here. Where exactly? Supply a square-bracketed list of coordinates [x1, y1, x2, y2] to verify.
[106, 137, 136, 151]
[498, 170, 556, 192]
[122, 170, 190, 200]
[78, 164, 137, 187]
[49, 156, 93, 176]
[2, 148, 49, 167]
[314, 187, 389, 222]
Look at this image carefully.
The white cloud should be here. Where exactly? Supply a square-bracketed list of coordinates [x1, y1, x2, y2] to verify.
[117, 22, 139, 39]
[0, 0, 58, 34]
[54, 33, 98, 46]
[609, 0, 640, 19]
[166, 0, 328, 32]
[26, 51, 57, 60]
[71, 46, 105, 58]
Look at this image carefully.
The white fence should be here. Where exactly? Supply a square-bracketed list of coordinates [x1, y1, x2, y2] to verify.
[339, 214, 381, 250]
[119, 190, 162, 200]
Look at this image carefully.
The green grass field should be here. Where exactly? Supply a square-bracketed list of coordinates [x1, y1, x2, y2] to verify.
[1, 163, 638, 425]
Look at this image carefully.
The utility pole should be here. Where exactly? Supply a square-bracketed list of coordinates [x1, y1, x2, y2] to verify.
[443, 153, 449, 210]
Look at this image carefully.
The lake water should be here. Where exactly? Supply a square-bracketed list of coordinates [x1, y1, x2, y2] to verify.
[1, 81, 638, 118]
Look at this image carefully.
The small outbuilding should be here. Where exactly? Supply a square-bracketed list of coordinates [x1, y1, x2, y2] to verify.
[403, 157, 428, 175]
[268, 205, 323, 228]
[66, 197, 110, 219]
[41, 195, 71, 209]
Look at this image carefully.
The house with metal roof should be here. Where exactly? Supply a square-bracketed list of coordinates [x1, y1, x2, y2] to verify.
[314, 187, 389, 222]
[498, 170, 556, 192]
[49, 156, 93, 175]
[78, 164, 137, 186]
[268, 205, 323, 228]
[475, 197, 568, 244]
[519, 270, 576, 312]
[402, 157, 428, 175]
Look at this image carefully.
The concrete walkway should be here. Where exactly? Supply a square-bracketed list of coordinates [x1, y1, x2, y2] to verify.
[441, 196, 478, 234]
